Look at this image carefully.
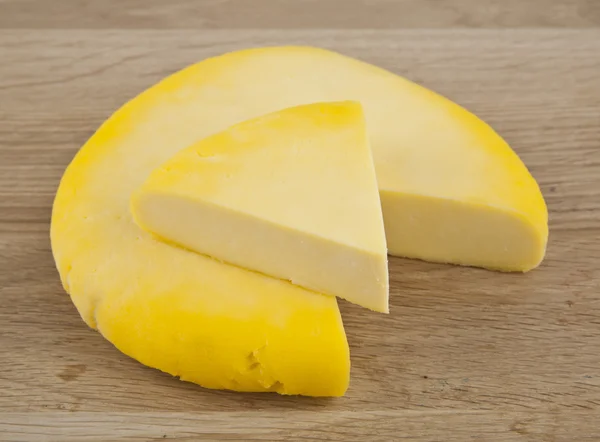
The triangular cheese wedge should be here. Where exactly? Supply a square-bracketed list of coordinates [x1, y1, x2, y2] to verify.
[131, 102, 389, 313]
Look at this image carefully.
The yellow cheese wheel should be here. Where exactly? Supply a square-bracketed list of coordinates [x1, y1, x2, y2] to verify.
[132, 102, 389, 312]
[51, 46, 548, 397]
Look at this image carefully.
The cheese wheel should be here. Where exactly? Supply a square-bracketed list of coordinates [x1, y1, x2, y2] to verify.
[51, 46, 548, 397]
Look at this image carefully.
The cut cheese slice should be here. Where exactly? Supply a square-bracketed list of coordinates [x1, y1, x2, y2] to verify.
[132, 102, 389, 313]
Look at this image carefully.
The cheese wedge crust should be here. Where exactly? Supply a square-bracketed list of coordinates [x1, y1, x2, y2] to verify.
[132, 102, 389, 313]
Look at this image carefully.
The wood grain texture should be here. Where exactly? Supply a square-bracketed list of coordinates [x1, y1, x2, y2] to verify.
[1, 13, 600, 442]
[0, 0, 599, 29]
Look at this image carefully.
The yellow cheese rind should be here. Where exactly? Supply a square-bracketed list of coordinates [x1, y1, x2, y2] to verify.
[131, 102, 389, 312]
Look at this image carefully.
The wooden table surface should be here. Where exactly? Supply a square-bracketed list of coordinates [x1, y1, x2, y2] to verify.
[1, 1, 599, 441]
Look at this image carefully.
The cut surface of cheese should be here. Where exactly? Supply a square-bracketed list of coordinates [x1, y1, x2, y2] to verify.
[132, 102, 389, 313]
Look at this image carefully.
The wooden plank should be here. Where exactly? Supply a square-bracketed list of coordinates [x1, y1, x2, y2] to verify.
[1, 28, 599, 440]
[0, 0, 598, 29]
[2, 411, 600, 441]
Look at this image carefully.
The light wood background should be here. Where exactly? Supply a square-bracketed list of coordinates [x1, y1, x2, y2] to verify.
[1, 1, 599, 441]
